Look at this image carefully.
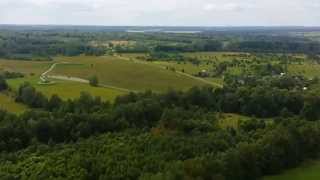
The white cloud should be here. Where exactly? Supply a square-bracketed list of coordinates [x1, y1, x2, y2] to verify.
[0, 0, 319, 26]
[203, 2, 252, 12]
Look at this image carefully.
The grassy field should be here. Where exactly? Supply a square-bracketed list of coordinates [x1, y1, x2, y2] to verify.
[289, 63, 320, 78]
[217, 113, 274, 130]
[50, 56, 208, 92]
[3, 53, 318, 104]
[184, 52, 252, 62]
[217, 113, 251, 129]
[0, 59, 51, 76]
[0, 58, 127, 101]
[0, 55, 211, 101]
[8, 76, 125, 101]
[0, 93, 27, 114]
[262, 160, 320, 180]
[153, 61, 210, 75]
[0, 57, 209, 108]
[121, 51, 253, 64]
[122, 52, 255, 84]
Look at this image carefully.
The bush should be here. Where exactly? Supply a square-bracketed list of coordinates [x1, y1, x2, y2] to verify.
[16, 83, 48, 108]
[0, 76, 8, 91]
[89, 75, 99, 87]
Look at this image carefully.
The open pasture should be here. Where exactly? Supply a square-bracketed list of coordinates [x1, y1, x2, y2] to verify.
[183, 52, 253, 62]
[288, 63, 320, 78]
[262, 160, 320, 180]
[0, 55, 211, 100]
[8, 76, 125, 101]
[217, 113, 250, 129]
[0, 59, 51, 76]
[0, 93, 27, 113]
[50, 56, 208, 92]
[121, 52, 254, 83]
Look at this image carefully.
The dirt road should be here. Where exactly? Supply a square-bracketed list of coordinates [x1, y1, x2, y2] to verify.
[41, 63, 134, 93]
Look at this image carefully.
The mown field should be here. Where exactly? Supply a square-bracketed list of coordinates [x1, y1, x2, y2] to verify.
[50, 56, 208, 92]
[288, 63, 320, 78]
[0, 55, 213, 103]
[0, 59, 51, 76]
[0, 93, 27, 113]
[2, 52, 320, 112]
[7, 76, 125, 101]
[121, 52, 252, 84]
[123, 52, 320, 83]
[0, 57, 129, 101]
[217, 113, 251, 129]
[262, 160, 320, 180]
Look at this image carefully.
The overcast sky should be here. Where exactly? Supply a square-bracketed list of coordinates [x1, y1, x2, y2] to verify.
[0, 0, 319, 26]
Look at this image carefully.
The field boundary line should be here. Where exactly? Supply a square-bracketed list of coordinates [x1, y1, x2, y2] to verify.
[114, 54, 223, 88]
[41, 62, 137, 93]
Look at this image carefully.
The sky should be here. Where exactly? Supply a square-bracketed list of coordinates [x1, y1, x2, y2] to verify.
[0, 0, 319, 26]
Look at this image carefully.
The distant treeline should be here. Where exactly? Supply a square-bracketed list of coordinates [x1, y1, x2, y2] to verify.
[0, 32, 106, 60]
[1, 30, 320, 61]
[112, 32, 320, 54]
[228, 40, 320, 54]
[147, 40, 320, 54]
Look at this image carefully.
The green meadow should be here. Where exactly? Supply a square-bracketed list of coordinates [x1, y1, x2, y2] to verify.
[288, 63, 320, 78]
[0, 59, 51, 76]
[50, 56, 208, 92]
[217, 113, 251, 129]
[0, 93, 27, 114]
[0, 55, 215, 103]
[2, 52, 320, 115]
[262, 160, 320, 180]
[8, 76, 125, 101]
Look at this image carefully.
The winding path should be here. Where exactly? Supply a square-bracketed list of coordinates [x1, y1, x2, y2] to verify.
[40, 55, 223, 94]
[40, 62, 69, 82]
[41, 62, 134, 93]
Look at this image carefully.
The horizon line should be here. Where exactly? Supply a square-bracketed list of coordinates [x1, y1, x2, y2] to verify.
[1, 24, 320, 28]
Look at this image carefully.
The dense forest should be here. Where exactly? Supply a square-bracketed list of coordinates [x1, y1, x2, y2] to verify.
[0, 31, 107, 60]
[1, 70, 320, 179]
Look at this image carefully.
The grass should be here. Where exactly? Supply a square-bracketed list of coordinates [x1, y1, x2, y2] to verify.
[217, 113, 251, 129]
[289, 63, 320, 78]
[0, 59, 51, 76]
[120, 53, 214, 75]
[121, 52, 255, 85]
[121, 51, 253, 64]
[183, 52, 252, 62]
[8, 53, 314, 102]
[217, 113, 274, 129]
[1, 55, 209, 100]
[8, 76, 125, 102]
[110, 40, 135, 46]
[152, 61, 225, 85]
[0, 58, 126, 101]
[0, 93, 27, 114]
[50, 56, 207, 92]
[153, 61, 211, 75]
[262, 160, 320, 180]
[121, 53, 225, 85]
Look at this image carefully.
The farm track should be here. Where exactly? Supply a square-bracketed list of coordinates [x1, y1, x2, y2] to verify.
[41, 55, 222, 94]
[114, 55, 223, 88]
[41, 63, 135, 93]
